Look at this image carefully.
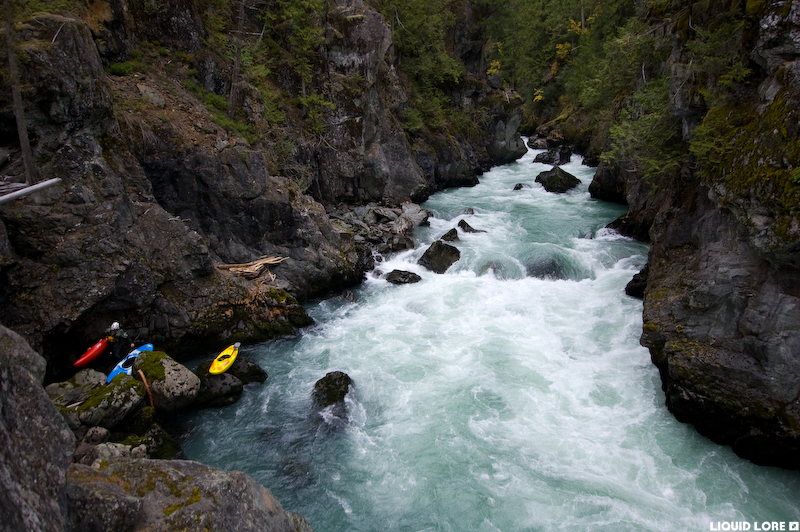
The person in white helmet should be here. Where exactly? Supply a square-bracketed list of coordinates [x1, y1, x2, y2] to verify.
[104, 321, 133, 362]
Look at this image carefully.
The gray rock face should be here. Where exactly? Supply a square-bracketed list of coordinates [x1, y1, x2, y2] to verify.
[418, 241, 461, 274]
[535, 167, 582, 193]
[0, 325, 75, 532]
[633, 3, 800, 469]
[133, 352, 200, 411]
[66, 459, 313, 532]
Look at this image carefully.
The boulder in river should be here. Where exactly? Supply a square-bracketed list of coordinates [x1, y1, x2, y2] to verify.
[385, 270, 422, 284]
[535, 167, 582, 193]
[440, 228, 459, 242]
[418, 241, 461, 274]
[625, 265, 648, 299]
[195, 361, 245, 408]
[313, 371, 353, 407]
[133, 351, 200, 411]
[458, 219, 487, 233]
[533, 147, 572, 166]
[228, 357, 269, 384]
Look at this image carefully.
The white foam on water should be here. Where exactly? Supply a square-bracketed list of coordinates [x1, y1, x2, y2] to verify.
[175, 147, 800, 531]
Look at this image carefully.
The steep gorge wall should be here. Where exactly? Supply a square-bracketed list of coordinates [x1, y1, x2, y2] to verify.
[591, 1, 800, 468]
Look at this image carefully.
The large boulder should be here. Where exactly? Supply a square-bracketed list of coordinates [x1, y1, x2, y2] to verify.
[66, 458, 313, 532]
[418, 241, 461, 274]
[227, 357, 268, 385]
[133, 351, 200, 411]
[47, 369, 146, 436]
[0, 325, 75, 532]
[535, 167, 582, 193]
[195, 361, 245, 408]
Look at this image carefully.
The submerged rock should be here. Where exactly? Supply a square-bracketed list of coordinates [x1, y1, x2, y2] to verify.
[535, 167, 582, 193]
[418, 241, 461, 274]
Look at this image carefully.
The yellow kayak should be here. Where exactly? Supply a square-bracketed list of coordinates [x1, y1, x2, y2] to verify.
[209, 342, 240, 375]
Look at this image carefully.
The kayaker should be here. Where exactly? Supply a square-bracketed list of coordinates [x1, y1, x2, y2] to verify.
[105, 322, 133, 362]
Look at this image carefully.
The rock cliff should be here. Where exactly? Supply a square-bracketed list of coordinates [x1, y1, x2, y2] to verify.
[0, 0, 524, 376]
[589, 1, 800, 468]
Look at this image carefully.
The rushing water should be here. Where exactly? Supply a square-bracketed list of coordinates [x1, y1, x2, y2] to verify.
[175, 148, 800, 531]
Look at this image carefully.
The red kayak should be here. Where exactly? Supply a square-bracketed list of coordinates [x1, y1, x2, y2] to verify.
[73, 338, 108, 368]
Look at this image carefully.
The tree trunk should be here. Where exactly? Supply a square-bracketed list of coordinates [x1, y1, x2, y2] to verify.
[227, 0, 246, 119]
[4, 0, 39, 185]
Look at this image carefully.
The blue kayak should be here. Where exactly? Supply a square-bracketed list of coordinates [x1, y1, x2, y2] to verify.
[106, 344, 153, 383]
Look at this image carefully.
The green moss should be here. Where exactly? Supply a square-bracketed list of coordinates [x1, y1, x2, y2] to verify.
[691, 91, 800, 219]
[163, 486, 202, 516]
[136, 351, 169, 382]
[77, 377, 144, 412]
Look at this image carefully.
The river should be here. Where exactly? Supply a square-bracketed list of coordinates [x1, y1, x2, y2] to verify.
[175, 147, 800, 531]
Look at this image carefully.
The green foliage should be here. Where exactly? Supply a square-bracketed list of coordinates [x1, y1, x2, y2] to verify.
[261, 0, 325, 93]
[601, 76, 684, 182]
[106, 60, 148, 76]
[372, 0, 463, 87]
[690, 93, 800, 213]
[204, 92, 229, 112]
[294, 93, 335, 136]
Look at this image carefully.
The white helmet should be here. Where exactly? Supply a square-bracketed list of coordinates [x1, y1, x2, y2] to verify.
[110, 322, 120, 330]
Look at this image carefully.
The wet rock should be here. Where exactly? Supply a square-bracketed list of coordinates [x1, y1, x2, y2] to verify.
[418, 241, 461, 274]
[625, 265, 648, 299]
[458, 219, 487, 233]
[588, 161, 628, 205]
[526, 256, 570, 280]
[527, 137, 548, 149]
[228, 357, 268, 385]
[533, 147, 572, 166]
[535, 167, 582, 193]
[133, 351, 199, 411]
[195, 361, 245, 408]
[385, 270, 422, 284]
[440, 228, 459, 242]
[312, 371, 353, 407]
[513, 183, 529, 190]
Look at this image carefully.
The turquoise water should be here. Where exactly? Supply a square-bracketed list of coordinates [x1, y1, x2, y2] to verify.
[175, 148, 800, 531]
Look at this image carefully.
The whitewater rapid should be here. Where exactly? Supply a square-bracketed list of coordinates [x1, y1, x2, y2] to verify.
[176, 147, 800, 531]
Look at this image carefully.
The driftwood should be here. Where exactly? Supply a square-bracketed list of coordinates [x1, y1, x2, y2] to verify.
[216, 256, 288, 280]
